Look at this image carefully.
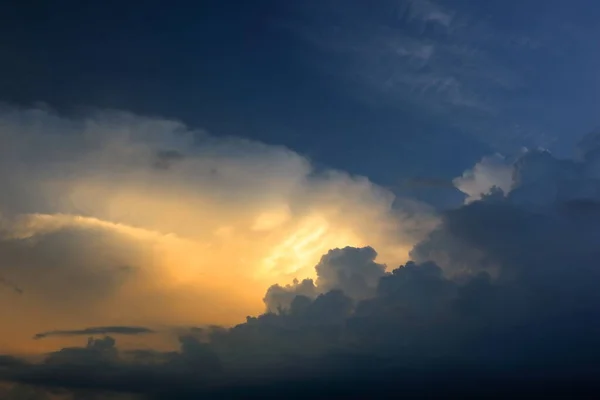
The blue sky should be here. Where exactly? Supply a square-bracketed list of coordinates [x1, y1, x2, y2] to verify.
[3, 0, 599, 193]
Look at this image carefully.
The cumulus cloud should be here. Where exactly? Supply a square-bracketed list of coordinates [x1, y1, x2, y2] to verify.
[314, 246, 386, 299]
[0, 106, 431, 355]
[263, 278, 318, 313]
[5, 109, 600, 398]
[230, 132, 600, 383]
[263, 246, 388, 312]
[453, 153, 514, 203]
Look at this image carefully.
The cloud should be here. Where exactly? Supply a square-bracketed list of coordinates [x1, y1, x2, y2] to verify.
[152, 149, 185, 170]
[0, 356, 25, 368]
[453, 153, 514, 203]
[232, 133, 600, 376]
[0, 335, 223, 398]
[0, 106, 430, 355]
[5, 110, 600, 397]
[263, 278, 318, 313]
[33, 326, 155, 340]
[404, 0, 454, 27]
[281, 0, 570, 153]
[314, 246, 386, 300]
[263, 246, 386, 312]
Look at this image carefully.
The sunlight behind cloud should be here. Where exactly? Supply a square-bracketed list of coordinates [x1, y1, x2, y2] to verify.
[0, 107, 435, 354]
[258, 213, 360, 278]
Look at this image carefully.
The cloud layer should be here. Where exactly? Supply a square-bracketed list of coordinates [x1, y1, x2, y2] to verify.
[0, 106, 431, 356]
[3, 107, 600, 398]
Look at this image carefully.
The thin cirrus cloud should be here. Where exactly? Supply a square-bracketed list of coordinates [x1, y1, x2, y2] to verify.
[32, 326, 155, 340]
[0, 105, 434, 356]
[279, 0, 588, 153]
[282, 0, 513, 109]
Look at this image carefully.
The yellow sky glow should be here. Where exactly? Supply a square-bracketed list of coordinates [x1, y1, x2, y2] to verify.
[0, 108, 432, 356]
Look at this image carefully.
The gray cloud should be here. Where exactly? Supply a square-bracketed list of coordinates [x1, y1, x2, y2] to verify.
[153, 149, 185, 170]
[4, 119, 600, 397]
[237, 133, 600, 373]
[33, 326, 155, 340]
[315, 246, 386, 300]
[0, 105, 427, 352]
[263, 246, 385, 312]
[263, 278, 318, 313]
[0, 356, 26, 368]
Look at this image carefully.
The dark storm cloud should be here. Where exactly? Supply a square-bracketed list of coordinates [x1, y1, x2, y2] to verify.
[263, 246, 385, 312]
[5, 131, 600, 397]
[263, 278, 318, 313]
[0, 356, 26, 368]
[220, 130, 600, 390]
[0, 335, 223, 399]
[33, 326, 155, 340]
[315, 246, 386, 299]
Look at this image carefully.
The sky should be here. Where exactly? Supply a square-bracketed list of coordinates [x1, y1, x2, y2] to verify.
[2, 0, 600, 399]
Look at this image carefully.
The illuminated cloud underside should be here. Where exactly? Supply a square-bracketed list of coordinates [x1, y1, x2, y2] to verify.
[0, 107, 433, 354]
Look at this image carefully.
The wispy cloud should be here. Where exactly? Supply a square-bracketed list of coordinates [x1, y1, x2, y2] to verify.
[282, 1, 515, 111]
[33, 326, 155, 340]
[278, 0, 579, 152]
[403, 0, 454, 27]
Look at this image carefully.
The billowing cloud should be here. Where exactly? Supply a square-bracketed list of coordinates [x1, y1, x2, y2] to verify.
[209, 131, 600, 390]
[453, 153, 514, 203]
[314, 246, 386, 299]
[4, 109, 600, 398]
[263, 246, 386, 312]
[0, 106, 432, 355]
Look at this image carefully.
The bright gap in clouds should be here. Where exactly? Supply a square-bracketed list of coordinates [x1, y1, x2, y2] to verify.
[0, 107, 433, 355]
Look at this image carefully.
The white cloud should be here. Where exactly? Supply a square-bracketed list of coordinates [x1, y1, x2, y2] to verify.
[453, 154, 514, 203]
[0, 106, 435, 354]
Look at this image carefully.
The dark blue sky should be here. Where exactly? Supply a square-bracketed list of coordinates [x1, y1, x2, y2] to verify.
[2, 0, 599, 192]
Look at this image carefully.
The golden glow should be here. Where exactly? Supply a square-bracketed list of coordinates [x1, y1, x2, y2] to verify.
[0, 206, 408, 355]
[252, 205, 292, 232]
[260, 214, 356, 278]
[0, 108, 435, 355]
